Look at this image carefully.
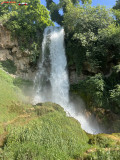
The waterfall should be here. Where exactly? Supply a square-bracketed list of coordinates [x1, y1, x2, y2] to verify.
[33, 26, 102, 134]
[34, 27, 69, 106]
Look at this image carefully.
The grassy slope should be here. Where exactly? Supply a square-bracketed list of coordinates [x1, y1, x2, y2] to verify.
[0, 69, 89, 159]
[4, 105, 90, 160]
[0, 69, 120, 160]
[0, 69, 22, 134]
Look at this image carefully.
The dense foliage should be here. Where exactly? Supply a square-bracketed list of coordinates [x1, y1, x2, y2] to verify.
[0, 60, 17, 74]
[64, 3, 117, 72]
[113, 0, 120, 24]
[0, 0, 54, 64]
[62, 2, 120, 114]
[113, 0, 120, 10]
[45, 0, 92, 25]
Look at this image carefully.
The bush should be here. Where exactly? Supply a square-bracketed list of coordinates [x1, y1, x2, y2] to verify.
[110, 85, 120, 113]
[13, 77, 33, 88]
[0, 0, 54, 65]
[71, 74, 105, 109]
[0, 60, 17, 74]
[85, 148, 120, 160]
[89, 134, 113, 148]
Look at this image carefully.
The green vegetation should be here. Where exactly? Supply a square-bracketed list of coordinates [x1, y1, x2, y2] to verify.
[0, 69, 120, 160]
[0, 60, 17, 74]
[46, 0, 92, 25]
[85, 148, 120, 160]
[71, 74, 105, 108]
[0, 69, 89, 159]
[62, 1, 120, 119]
[13, 77, 33, 88]
[13, 77, 34, 96]
[71, 70, 120, 114]
[0, 0, 54, 65]
[113, 0, 120, 10]
[3, 105, 89, 160]
[0, 69, 24, 133]
[64, 3, 116, 73]
[85, 133, 120, 159]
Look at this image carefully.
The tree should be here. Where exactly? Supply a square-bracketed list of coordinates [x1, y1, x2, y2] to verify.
[64, 2, 120, 113]
[110, 84, 120, 113]
[113, 0, 120, 9]
[0, 0, 54, 65]
[113, 0, 120, 24]
[63, 3, 114, 73]
[0, 0, 54, 48]
[45, 0, 92, 25]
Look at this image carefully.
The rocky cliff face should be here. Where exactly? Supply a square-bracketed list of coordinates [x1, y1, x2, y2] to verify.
[0, 24, 36, 80]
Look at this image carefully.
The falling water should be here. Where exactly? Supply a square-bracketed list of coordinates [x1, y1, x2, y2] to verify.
[33, 26, 102, 134]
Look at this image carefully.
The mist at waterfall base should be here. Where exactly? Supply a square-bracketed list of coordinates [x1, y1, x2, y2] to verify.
[33, 26, 102, 134]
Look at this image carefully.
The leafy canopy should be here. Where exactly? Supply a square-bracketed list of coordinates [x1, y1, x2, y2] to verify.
[64, 3, 114, 73]
[0, 0, 54, 48]
[64, 3, 120, 113]
[113, 0, 120, 24]
[45, 0, 92, 25]
[113, 0, 120, 10]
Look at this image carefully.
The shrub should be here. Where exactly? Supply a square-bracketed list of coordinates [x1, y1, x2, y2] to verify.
[71, 74, 105, 109]
[0, 60, 17, 74]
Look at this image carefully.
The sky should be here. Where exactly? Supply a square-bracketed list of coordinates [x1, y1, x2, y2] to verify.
[41, 0, 116, 8]
[91, 0, 116, 8]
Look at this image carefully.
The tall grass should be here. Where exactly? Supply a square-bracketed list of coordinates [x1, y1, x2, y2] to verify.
[0, 69, 24, 133]
[4, 108, 90, 160]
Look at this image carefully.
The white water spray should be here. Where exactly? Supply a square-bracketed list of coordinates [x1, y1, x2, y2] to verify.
[34, 26, 102, 134]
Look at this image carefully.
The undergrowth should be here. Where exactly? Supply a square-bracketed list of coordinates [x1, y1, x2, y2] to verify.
[0, 60, 17, 74]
